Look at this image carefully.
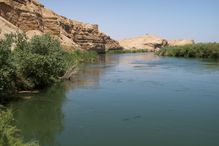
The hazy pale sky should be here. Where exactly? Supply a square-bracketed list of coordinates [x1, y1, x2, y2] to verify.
[39, 0, 219, 42]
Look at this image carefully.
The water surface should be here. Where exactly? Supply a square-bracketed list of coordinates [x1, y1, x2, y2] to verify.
[12, 53, 219, 146]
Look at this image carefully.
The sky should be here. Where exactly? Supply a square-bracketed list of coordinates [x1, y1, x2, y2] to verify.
[39, 0, 219, 42]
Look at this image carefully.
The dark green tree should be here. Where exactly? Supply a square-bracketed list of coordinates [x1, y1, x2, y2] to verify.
[0, 34, 16, 99]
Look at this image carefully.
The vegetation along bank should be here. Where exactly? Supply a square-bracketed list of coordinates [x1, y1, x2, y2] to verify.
[0, 33, 97, 146]
[156, 43, 219, 59]
[0, 33, 97, 103]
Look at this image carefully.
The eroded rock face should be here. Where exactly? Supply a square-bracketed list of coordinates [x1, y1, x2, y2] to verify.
[0, 16, 20, 39]
[119, 34, 168, 51]
[0, 0, 122, 52]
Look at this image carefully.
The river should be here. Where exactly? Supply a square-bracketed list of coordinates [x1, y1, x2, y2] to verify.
[11, 53, 219, 146]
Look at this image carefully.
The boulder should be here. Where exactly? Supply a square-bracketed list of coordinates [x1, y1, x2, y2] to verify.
[26, 30, 43, 39]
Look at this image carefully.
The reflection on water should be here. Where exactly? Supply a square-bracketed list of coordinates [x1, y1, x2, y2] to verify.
[12, 85, 66, 146]
[11, 53, 219, 146]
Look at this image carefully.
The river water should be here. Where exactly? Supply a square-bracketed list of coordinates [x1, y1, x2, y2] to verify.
[11, 53, 219, 146]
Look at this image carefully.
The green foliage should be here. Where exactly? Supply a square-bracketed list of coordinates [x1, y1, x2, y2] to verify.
[0, 33, 98, 145]
[156, 43, 219, 59]
[0, 109, 39, 146]
[0, 34, 16, 97]
[64, 50, 97, 67]
[0, 33, 98, 99]
[13, 34, 66, 89]
[107, 49, 149, 54]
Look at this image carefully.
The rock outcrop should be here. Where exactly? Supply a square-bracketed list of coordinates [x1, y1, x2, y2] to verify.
[0, 16, 20, 39]
[119, 34, 168, 51]
[168, 39, 195, 46]
[119, 34, 195, 51]
[0, 0, 122, 52]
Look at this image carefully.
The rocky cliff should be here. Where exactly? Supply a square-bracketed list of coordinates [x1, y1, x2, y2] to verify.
[119, 34, 195, 51]
[0, 0, 122, 52]
[168, 40, 195, 46]
[119, 35, 168, 51]
[0, 15, 20, 38]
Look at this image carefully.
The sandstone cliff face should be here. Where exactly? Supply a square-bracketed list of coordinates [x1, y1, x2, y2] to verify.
[0, 16, 20, 38]
[0, 0, 122, 52]
[119, 35, 168, 51]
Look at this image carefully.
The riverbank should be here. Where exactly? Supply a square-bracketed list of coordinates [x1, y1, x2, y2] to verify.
[107, 49, 149, 54]
[156, 43, 219, 59]
[0, 33, 97, 146]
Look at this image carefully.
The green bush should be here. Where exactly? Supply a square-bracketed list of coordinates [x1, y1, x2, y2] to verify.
[156, 43, 219, 59]
[0, 33, 98, 99]
[14, 34, 67, 89]
[0, 109, 39, 146]
[0, 34, 16, 97]
[0, 33, 98, 144]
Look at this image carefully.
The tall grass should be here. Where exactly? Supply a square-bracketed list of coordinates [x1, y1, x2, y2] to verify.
[64, 50, 97, 67]
[156, 43, 219, 59]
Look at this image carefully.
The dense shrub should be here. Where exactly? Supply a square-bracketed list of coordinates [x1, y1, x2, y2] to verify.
[0, 109, 39, 146]
[0, 34, 16, 97]
[0, 33, 98, 145]
[156, 43, 219, 59]
[0, 33, 97, 99]
[14, 34, 67, 89]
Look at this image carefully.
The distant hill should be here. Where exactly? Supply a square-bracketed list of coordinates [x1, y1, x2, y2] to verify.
[119, 34, 194, 51]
